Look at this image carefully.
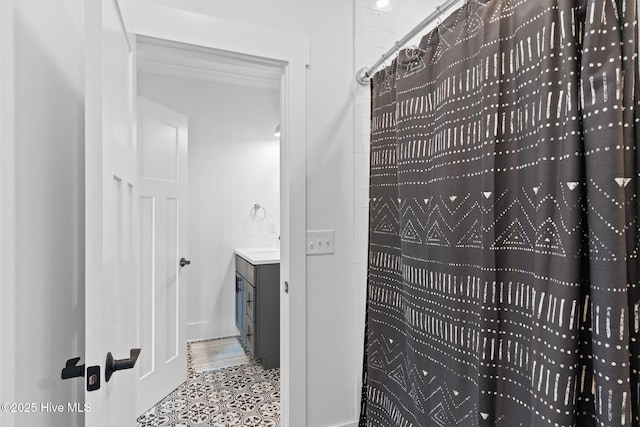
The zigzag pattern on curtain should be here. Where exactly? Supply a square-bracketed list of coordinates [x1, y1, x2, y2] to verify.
[360, 0, 640, 425]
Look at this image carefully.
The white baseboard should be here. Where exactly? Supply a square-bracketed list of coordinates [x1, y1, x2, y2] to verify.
[188, 320, 241, 342]
[330, 420, 359, 427]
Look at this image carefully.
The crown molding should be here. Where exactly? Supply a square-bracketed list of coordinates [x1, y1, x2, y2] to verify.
[137, 36, 281, 90]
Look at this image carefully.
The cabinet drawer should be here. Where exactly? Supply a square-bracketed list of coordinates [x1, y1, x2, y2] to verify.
[235, 255, 256, 285]
[245, 282, 255, 321]
[235, 255, 246, 279]
[245, 263, 255, 285]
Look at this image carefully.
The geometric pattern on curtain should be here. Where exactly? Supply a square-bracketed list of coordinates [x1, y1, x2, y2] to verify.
[360, 0, 640, 425]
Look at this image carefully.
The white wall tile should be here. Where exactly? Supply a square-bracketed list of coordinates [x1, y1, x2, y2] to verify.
[395, 0, 436, 22]
[354, 225, 369, 263]
[362, 26, 400, 48]
[354, 92, 371, 118]
[354, 262, 368, 302]
[354, 48, 367, 69]
[354, 153, 370, 190]
[355, 189, 369, 226]
[378, 12, 417, 36]
[354, 134, 369, 155]
[360, 44, 388, 67]
[408, 0, 443, 7]
[361, 8, 381, 28]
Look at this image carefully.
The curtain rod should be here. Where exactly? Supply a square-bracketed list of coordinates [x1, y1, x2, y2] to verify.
[356, 0, 463, 85]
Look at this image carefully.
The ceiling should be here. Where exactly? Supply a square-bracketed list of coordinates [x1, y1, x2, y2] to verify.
[137, 36, 282, 90]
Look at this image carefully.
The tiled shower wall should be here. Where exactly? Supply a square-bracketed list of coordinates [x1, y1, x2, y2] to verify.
[352, 0, 448, 408]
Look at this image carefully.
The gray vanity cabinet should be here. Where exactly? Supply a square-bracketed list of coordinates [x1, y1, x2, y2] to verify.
[235, 254, 280, 370]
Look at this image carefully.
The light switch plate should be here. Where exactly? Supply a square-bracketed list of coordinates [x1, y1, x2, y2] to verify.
[306, 230, 335, 255]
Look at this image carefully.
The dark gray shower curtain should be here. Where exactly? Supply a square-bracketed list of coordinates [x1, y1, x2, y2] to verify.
[360, 0, 640, 425]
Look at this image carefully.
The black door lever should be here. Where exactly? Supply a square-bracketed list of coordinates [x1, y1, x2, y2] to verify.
[61, 357, 85, 379]
[105, 348, 141, 382]
[179, 257, 191, 267]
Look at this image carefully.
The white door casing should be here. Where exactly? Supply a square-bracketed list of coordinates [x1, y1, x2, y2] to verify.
[278, 63, 308, 427]
[85, 0, 139, 425]
[133, 6, 309, 426]
[137, 96, 188, 415]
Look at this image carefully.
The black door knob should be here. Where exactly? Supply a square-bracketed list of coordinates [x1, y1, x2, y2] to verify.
[179, 257, 191, 267]
[61, 357, 85, 379]
[105, 348, 141, 382]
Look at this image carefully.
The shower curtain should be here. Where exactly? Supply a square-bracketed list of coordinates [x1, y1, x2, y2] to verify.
[360, 0, 639, 426]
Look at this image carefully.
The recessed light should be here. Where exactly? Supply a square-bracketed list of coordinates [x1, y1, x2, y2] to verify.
[364, 0, 393, 12]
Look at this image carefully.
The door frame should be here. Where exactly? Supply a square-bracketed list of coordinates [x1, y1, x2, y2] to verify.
[0, 0, 16, 416]
[133, 6, 309, 426]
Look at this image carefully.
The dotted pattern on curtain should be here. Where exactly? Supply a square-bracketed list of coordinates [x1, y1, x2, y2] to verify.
[360, 0, 640, 425]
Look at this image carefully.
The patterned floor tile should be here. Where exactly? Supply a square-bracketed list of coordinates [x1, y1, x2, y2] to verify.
[137, 339, 280, 427]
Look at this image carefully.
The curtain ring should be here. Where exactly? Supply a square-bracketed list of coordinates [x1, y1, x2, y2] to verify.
[250, 203, 267, 221]
[436, 6, 442, 26]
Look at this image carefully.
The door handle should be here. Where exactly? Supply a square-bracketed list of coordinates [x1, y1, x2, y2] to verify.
[105, 348, 141, 382]
[62, 357, 101, 391]
[179, 257, 191, 267]
[61, 357, 85, 379]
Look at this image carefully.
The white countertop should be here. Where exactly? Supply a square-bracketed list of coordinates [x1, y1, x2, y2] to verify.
[235, 247, 280, 265]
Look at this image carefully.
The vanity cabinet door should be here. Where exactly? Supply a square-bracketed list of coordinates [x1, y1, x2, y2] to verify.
[235, 274, 245, 343]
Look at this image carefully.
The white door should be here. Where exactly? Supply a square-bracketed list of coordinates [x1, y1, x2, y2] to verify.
[85, 0, 139, 424]
[136, 96, 188, 415]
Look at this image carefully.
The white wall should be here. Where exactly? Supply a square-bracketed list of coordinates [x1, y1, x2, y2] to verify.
[0, 0, 17, 423]
[3, 0, 85, 426]
[138, 73, 281, 341]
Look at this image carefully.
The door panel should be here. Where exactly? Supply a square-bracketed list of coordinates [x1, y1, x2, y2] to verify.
[139, 196, 155, 379]
[85, 0, 138, 425]
[140, 116, 179, 181]
[137, 96, 188, 415]
[164, 198, 179, 362]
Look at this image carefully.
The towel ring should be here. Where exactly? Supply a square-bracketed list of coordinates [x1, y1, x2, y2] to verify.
[250, 203, 267, 221]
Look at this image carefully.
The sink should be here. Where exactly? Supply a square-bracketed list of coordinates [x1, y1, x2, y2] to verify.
[235, 247, 280, 265]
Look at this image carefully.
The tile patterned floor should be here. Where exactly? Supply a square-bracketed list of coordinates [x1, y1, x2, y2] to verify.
[137, 339, 280, 427]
